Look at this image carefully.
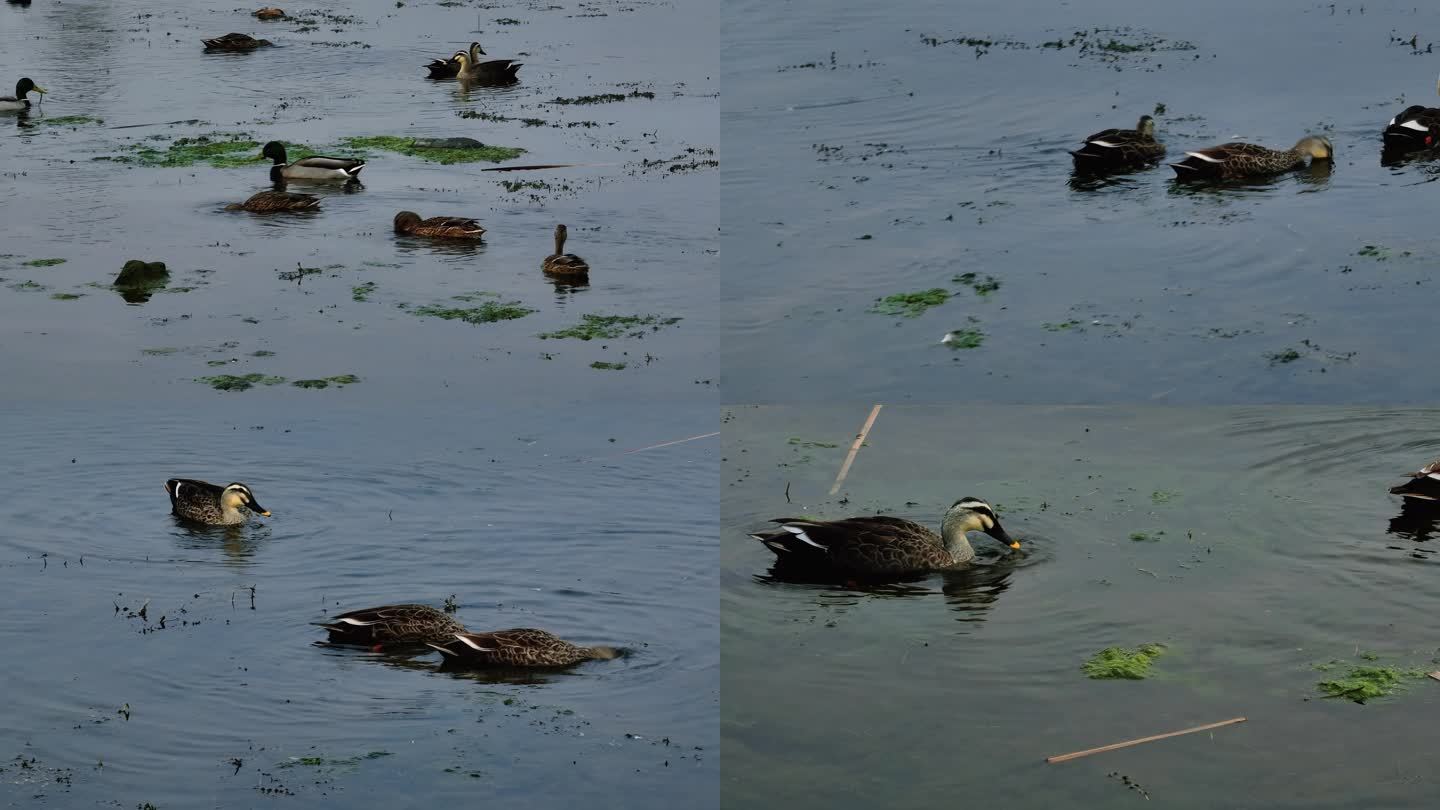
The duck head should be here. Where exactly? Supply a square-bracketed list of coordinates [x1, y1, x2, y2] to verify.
[942, 497, 1018, 549]
[1293, 135, 1333, 162]
[394, 211, 421, 233]
[1136, 115, 1155, 137]
[260, 141, 288, 165]
[222, 483, 270, 517]
[15, 77, 45, 99]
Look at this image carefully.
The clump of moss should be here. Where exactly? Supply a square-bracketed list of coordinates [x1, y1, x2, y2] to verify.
[114, 260, 170, 304]
[37, 115, 103, 127]
[410, 301, 535, 324]
[23, 258, 66, 267]
[50, 292, 83, 300]
[292, 374, 360, 389]
[787, 437, 838, 449]
[122, 134, 267, 169]
[197, 373, 287, 392]
[869, 289, 949, 317]
[590, 361, 626, 370]
[338, 135, 523, 165]
[1267, 348, 1302, 365]
[1082, 643, 1166, 679]
[9, 280, 47, 292]
[1043, 320, 1082, 332]
[351, 282, 377, 302]
[549, 91, 655, 104]
[1316, 664, 1425, 704]
[953, 272, 1000, 296]
[539, 314, 682, 340]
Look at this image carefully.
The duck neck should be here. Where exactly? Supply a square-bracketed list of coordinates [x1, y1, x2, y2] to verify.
[939, 512, 977, 564]
[554, 228, 566, 255]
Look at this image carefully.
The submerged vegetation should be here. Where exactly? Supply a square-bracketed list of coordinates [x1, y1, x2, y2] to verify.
[1082, 643, 1166, 679]
[409, 300, 536, 324]
[339, 135, 523, 164]
[869, 289, 949, 317]
[1314, 656, 1428, 704]
[539, 314, 682, 340]
[197, 373, 287, 392]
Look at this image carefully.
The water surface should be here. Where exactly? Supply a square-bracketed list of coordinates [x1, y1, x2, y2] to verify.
[0, 402, 717, 807]
[723, 405, 1440, 808]
[723, 0, 1440, 402]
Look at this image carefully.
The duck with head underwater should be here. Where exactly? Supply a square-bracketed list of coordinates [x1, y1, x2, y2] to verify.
[1383, 74, 1440, 154]
[1071, 114, 1166, 172]
[0, 78, 45, 113]
[750, 496, 1019, 578]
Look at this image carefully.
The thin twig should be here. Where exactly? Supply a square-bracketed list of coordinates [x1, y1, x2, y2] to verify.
[830, 404, 882, 495]
[784, 481, 791, 504]
[1046, 717, 1247, 763]
[1136, 568, 1159, 578]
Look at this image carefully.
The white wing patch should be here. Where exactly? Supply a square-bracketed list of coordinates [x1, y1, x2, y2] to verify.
[1088, 139, 1119, 148]
[1185, 151, 1222, 163]
[782, 525, 827, 549]
[455, 634, 495, 652]
[338, 617, 378, 626]
[173, 482, 184, 498]
[1402, 119, 1429, 132]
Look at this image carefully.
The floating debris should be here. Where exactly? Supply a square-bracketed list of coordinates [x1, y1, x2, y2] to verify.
[1082, 643, 1166, 679]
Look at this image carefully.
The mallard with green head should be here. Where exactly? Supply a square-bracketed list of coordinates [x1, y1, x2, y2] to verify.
[1383, 74, 1440, 154]
[393, 211, 486, 240]
[316, 603, 466, 648]
[165, 479, 270, 525]
[226, 190, 320, 212]
[1170, 136, 1333, 180]
[202, 33, 273, 50]
[1391, 458, 1440, 501]
[750, 497, 1019, 577]
[428, 628, 620, 668]
[453, 49, 522, 84]
[1071, 115, 1165, 171]
[261, 141, 364, 182]
[542, 224, 589, 276]
[0, 78, 45, 113]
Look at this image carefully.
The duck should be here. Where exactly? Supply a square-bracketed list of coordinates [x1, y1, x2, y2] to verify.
[164, 479, 270, 525]
[1071, 115, 1165, 171]
[225, 190, 320, 212]
[254, 7, 285, 19]
[453, 50, 522, 84]
[0, 78, 46, 113]
[260, 141, 365, 182]
[1390, 458, 1440, 501]
[1383, 75, 1440, 154]
[542, 224, 589, 276]
[202, 33, 273, 50]
[1169, 135, 1333, 180]
[750, 497, 1019, 577]
[393, 211, 486, 240]
[425, 42, 521, 82]
[427, 628, 619, 668]
[315, 603, 466, 648]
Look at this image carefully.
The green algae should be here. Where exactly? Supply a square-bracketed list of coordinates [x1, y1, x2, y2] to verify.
[590, 361, 627, 370]
[198, 373, 287, 392]
[351, 282, 377, 302]
[292, 374, 360, 389]
[37, 115, 103, 127]
[23, 258, 65, 267]
[8, 281, 46, 292]
[869, 289, 950, 317]
[278, 751, 391, 769]
[787, 437, 838, 449]
[338, 135, 523, 164]
[142, 347, 179, 356]
[549, 91, 655, 104]
[1082, 643, 1166, 679]
[410, 301, 535, 324]
[1315, 663, 1426, 704]
[539, 314, 683, 340]
[50, 292, 82, 300]
[120, 134, 266, 168]
[953, 272, 1000, 296]
[1043, 319, 1083, 332]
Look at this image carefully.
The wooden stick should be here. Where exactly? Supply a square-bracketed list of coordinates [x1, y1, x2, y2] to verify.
[1426, 671, 1440, 682]
[830, 404, 883, 495]
[622, 431, 718, 455]
[481, 164, 580, 172]
[1045, 717, 1246, 764]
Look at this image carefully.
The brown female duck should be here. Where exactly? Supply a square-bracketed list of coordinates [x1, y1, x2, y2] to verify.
[1071, 115, 1165, 171]
[316, 604, 466, 648]
[226, 190, 320, 212]
[202, 33, 273, 51]
[393, 211, 486, 240]
[1170, 135, 1332, 180]
[1391, 458, 1440, 500]
[542, 224, 589, 276]
[165, 479, 270, 525]
[427, 628, 619, 667]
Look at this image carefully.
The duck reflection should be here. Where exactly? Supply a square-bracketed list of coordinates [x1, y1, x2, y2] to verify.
[171, 520, 269, 567]
[1387, 458, 1440, 551]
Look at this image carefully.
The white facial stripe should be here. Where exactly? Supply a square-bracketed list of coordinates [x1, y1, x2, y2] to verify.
[1185, 151, 1222, 163]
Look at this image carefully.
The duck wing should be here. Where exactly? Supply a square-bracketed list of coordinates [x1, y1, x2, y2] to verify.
[752, 515, 948, 574]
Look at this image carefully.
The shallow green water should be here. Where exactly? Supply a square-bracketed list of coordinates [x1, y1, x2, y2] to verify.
[723, 405, 1440, 809]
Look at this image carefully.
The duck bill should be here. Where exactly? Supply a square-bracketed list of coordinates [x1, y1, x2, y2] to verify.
[33, 86, 47, 95]
[987, 522, 1020, 549]
[251, 503, 272, 517]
